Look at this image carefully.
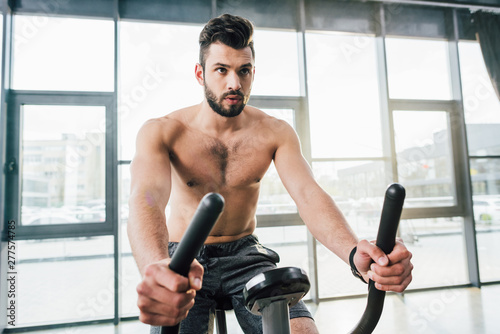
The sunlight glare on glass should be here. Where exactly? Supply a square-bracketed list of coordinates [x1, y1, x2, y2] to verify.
[458, 41, 500, 125]
[22, 105, 105, 141]
[386, 38, 452, 100]
[393, 110, 455, 206]
[252, 29, 301, 96]
[306, 31, 383, 159]
[13, 15, 114, 91]
[393, 110, 448, 152]
[119, 21, 202, 160]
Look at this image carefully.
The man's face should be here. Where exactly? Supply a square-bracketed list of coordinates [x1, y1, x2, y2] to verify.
[198, 42, 255, 118]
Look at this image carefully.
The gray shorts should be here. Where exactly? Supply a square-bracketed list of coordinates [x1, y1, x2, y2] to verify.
[150, 234, 313, 334]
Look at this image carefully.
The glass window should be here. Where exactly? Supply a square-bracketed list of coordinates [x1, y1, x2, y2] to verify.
[459, 39, 500, 283]
[251, 29, 300, 97]
[256, 226, 309, 281]
[14, 237, 114, 327]
[399, 217, 469, 288]
[318, 202, 469, 295]
[306, 32, 383, 159]
[393, 110, 455, 207]
[119, 21, 203, 161]
[475, 210, 500, 282]
[258, 108, 296, 215]
[119, 165, 142, 316]
[21, 105, 106, 226]
[312, 160, 389, 236]
[313, 160, 390, 297]
[470, 159, 500, 198]
[12, 16, 114, 91]
[459, 41, 500, 156]
[385, 38, 452, 100]
[317, 242, 367, 298]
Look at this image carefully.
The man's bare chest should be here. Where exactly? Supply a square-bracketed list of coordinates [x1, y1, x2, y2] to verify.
[169, 134, 274, 188]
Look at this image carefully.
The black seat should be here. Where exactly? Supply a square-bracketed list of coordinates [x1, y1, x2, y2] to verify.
[243, 267, 310, 315]
[215, 267, 310, 334]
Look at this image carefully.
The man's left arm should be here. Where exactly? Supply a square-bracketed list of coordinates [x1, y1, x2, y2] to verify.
[273, 120, 412, 292]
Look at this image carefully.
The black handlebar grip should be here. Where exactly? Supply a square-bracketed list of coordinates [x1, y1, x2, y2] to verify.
[168, 193, 225, 276]
[349, 183, 405, 334]
[161, 193, 225, 334]
[375, 183, 405, 254]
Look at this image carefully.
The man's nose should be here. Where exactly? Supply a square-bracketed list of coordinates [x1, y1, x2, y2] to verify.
[226, 71, 242, 91]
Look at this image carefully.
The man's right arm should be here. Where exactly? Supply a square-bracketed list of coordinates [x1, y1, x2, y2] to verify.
[127, 119, 203, 326]
[128, 119, 172, 274]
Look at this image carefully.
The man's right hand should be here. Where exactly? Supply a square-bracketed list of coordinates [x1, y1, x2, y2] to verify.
[136, 258, 204, 326]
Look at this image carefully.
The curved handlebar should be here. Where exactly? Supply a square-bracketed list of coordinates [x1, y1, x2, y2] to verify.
[161, 193, 225, 334]
[349, 183, 405, 334]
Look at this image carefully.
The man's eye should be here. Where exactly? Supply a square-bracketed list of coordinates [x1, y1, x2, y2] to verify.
[217, 68, 226, 73]
[240, 68, 250, 75]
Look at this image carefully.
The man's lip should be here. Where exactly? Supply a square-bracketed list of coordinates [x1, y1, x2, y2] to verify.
[224, 96, 242, 104]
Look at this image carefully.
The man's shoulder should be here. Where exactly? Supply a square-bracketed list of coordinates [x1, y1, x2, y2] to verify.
[135, 109, 197, 151]
[245, 105, 294, 133]
[140, 106, 196, 134]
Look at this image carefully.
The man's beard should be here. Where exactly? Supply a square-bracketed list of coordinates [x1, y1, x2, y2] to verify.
[205, 85, 246, 118]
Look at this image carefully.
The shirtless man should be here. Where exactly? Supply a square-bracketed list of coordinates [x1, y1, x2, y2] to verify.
[128, 14, 413, 334]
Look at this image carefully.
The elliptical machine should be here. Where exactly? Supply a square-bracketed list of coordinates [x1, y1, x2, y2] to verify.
[161, 183, 405, 334]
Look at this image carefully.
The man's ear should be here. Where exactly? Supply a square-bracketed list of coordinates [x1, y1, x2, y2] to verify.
[195, 63, 204, 86]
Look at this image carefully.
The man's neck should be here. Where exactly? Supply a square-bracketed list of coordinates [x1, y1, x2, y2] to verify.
[195, 100, 245, 136]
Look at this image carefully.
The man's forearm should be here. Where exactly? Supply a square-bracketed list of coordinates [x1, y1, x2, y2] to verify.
[128, 198, 170, 276]
[298, 187, 358, 264]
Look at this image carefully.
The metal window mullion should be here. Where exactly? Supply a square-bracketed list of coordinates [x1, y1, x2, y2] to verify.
[297, 0, 319, 305]
[469, 155, 500, 160]
[9, 90, 115, 101]
[112, 2, 120, 324]
[4, 94, 21, 232]
[312, 157, 390, 163]
[0, 2, 13, 331]
[447, 8, 480, 287]
[10, 225, 115, 241]
[256, 213, 303, 227]
[369, 0, 500, 13]
[211, 0, 217, 18]
[401, 206, 464, 220]
[248, 96, 303, 109]
[389, 99, 459, 111]
[375, 4, 397, 185]
[0, 0, 12, 227]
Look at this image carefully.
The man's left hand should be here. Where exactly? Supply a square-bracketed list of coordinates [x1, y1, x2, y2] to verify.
[354, 239, 413, 293]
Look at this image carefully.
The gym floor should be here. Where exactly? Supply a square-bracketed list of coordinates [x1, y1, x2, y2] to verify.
[21, 284, 500, 334]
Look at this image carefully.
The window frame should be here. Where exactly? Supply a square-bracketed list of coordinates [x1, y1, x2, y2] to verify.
[388, 99, 467, 219]
[4, 90, 117, 240]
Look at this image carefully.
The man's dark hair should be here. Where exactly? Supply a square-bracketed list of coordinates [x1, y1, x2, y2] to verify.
[199, 14, 255, 68]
